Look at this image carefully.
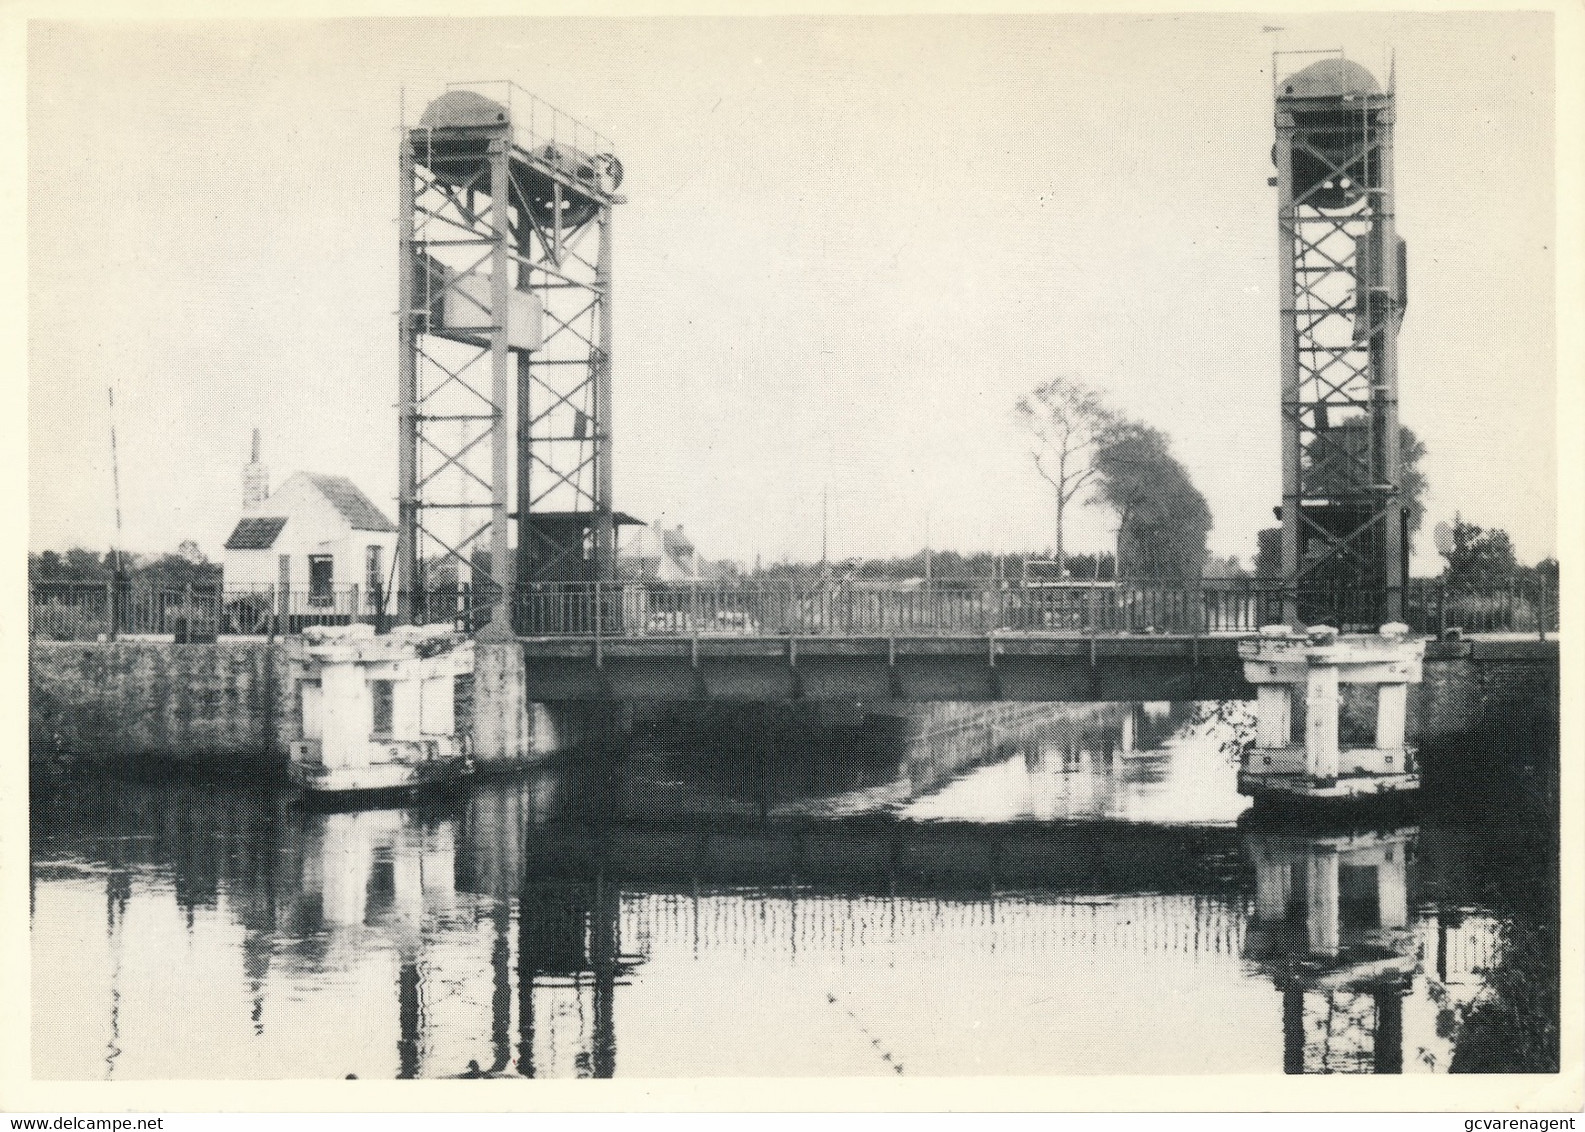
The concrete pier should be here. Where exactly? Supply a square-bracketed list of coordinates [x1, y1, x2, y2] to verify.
[288, 625, 473, 793]
[472, 641, 533, 765]
[1238, 624, 1426, 802]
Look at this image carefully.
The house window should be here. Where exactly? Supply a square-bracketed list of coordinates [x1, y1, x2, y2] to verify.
[308, 555, 335, 608]
[366, 545, 384, 607]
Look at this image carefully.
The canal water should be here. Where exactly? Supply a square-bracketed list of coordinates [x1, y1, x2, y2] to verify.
[30, 701, 1558, 1079]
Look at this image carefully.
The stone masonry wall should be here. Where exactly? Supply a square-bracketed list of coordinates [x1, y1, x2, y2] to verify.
[1332, 640, 1557, 745]
[30, 639, 298, 776]
[1413, 641, 1559, 743]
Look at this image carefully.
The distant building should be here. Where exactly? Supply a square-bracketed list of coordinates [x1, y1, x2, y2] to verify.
[617, 523, 720, 582]
[222, 437, 398, 608]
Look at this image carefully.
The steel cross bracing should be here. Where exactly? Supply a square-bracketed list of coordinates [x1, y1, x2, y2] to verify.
[1275, 84, 1405, 628]
[397, 103, 620, 632]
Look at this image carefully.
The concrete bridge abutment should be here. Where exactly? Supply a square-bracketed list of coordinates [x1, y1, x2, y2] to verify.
[471, 640, 631, 767]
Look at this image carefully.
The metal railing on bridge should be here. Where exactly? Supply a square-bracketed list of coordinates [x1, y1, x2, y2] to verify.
[504, 577, 1558, 640]
[28, 581, 391, 641]
[29, 576, 1558, 642]
[510, 580, 1276, 638]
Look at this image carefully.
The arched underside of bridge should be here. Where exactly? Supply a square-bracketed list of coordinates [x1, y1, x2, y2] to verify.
[511, 635, 1254, 703]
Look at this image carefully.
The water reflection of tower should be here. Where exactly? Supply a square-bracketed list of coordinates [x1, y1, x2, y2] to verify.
[515, 865, 635, 1078]
[459, 778, 643, 1078]
[1242, 820, 1417, 1074]
[302, 808, 458, 1078]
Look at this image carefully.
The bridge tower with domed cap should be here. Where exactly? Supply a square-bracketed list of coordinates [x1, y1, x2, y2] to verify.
[1271, 54, 1407, 629]
[396, 84, 626, 633]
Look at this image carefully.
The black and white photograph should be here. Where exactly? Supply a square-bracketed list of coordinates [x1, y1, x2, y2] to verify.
[13, 6, 1578, 1108]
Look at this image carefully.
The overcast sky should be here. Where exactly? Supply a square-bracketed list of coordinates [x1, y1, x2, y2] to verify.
[27, 13, 1558, 572]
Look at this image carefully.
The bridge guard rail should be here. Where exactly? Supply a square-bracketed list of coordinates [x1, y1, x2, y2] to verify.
[29, 577, 1558, 641]
[497, 579, 1555, 639]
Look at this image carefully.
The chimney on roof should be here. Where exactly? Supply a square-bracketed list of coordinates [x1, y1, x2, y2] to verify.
[242, 428, 269, 511]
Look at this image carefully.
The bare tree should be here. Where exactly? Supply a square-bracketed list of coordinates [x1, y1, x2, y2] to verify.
[1014, 378, 1115, 577]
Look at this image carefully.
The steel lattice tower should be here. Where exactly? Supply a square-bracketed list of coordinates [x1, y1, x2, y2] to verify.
[397, 84, 623, 634]
[1273, 55, 1406, 628]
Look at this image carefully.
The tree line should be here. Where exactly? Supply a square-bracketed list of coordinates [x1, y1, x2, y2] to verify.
[29, 543, 220, 589]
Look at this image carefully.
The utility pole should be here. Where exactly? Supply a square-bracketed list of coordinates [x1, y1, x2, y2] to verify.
[820, 485, 828, 566]
[107, 387, 124, 640]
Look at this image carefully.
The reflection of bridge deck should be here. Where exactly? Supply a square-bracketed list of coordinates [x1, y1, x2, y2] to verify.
[464, 817, 1246, 901]
[517, 633, 1252, 702]
[617, 888, 1250, 961]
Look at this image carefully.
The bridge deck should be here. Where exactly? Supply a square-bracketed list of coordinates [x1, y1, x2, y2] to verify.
[503, 632, 1553, 703]
[513, 632, 1253, 702]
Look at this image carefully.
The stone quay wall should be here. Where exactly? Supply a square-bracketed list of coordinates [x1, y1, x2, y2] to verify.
[1412, 639, 1560, 798]
[29, 638, 300, 776]
[1354, 639, 1559, 744]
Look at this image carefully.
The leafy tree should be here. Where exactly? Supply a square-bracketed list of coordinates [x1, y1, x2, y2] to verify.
[29, 547, 114, 582]
[1092, 422, 1213, 581]
[135, 551, 221, 589]
[1399, 425, 1429, 537]
[1254, 527, 1282, 578]
[1256, 423, 1426, 580]
[1015, 378, 1116, 579]
[30, 545, 219, 588]
[1305, 420, 1429, 536]
[1060, 552, 1115, 582]
[1441, 519, 1519, 586]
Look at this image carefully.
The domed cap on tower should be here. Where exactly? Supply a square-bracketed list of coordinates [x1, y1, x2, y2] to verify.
[1279, 57, 1382, 100]
[419, 89, 509, 130]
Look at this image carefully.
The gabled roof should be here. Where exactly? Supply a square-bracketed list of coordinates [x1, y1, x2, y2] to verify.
[303, 474, 396, 532]
[661, 527, 695, 557]
[224, 516, 289, 551]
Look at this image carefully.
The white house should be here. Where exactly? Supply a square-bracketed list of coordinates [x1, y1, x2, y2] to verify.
[616, 523, 721, 582]
[223, 438, 398, 611]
